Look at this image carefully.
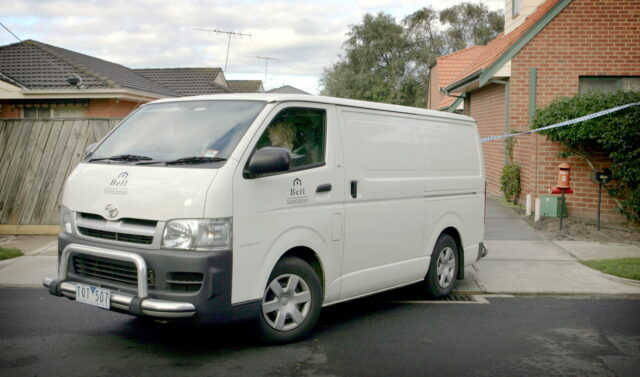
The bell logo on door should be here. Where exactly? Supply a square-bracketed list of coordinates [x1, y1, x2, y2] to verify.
[287, 178, 308, 204]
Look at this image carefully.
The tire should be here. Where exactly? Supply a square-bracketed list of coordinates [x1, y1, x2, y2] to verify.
[256, 257, 322, 344]
[424, 234, 459, 299]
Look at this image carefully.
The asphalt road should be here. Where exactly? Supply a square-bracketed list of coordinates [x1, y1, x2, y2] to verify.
[1, 288, 639, 377]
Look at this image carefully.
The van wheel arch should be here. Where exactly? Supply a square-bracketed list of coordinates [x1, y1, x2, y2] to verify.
[440, 227, 464, 280]
[279, 246, 325, 298]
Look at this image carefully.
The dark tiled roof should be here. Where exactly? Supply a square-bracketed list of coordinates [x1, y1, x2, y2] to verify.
[134, 68, 232, 96]
[0, 40, 177, 96]
[267, 85, 310, 95]
[227, 80, 264, 93]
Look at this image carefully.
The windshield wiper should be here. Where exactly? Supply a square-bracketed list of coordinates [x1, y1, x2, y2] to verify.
[89, 154, 153, 162]
[164, 156, 227, 165]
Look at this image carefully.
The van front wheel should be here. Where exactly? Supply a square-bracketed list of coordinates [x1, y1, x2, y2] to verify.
[257, 257, 322, 344]
[424, 234, 458, 299]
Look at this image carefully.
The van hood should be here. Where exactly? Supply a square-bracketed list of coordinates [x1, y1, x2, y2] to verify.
[62, 163, 217, 221]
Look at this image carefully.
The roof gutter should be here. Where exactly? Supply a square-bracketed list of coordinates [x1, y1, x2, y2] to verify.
[443, 0, 573, 93]
[1, 88, 167, 102]
[444, 70, 482, 94]
[479, 0, 572, 87]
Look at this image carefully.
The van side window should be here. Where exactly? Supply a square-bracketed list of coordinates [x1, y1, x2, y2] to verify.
[255, 108, 326, 170]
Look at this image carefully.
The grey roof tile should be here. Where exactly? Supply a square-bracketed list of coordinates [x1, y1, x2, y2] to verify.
[227, 80, 264, 93]
[134, 68, 232, 96]
[0, 40, 177, 96]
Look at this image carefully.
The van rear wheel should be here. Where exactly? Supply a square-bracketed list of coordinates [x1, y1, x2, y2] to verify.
[257, 257, 322, 344]
[424, 234, 459, 299]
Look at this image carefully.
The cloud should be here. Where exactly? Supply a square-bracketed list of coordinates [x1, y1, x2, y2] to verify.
[0, 0, 504, 94]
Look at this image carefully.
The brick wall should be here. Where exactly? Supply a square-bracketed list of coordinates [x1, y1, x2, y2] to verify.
[469, 83, 507, 197]
[85, 99, 141, 118]
[507, 0, 640, 223]
[0, 101, 20, 118]
[427, 65, 443, 109]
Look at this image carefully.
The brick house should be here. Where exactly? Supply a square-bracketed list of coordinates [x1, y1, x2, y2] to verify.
[0, 39, 264, 120]
[0, 40, 265, 233]
[429, 0, 640, 223]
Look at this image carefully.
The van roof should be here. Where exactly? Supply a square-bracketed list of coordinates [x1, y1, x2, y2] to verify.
[150, 93, 474, 122]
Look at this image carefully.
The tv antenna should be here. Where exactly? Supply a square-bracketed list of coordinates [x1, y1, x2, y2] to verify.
[0, 22, 21, 42]
[193, 28, 251, 72]
[248, 55, 281, 83]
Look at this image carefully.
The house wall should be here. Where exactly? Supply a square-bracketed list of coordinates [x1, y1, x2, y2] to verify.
[0, 101, 20, 118]
[0, 99, 142, 119]
[507, 0, 640, 223]
[469, 84, 506, 197]
[85, 99, 141, 118]
[505, 0, 546, 34]
[427, 65, 442, 110]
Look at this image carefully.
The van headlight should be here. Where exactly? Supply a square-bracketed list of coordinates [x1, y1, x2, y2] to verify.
[162, 218, 232, 251]
[60, 206, 74, 234]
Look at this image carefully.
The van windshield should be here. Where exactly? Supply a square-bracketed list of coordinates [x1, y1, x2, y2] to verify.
[88, 100, 265, 165]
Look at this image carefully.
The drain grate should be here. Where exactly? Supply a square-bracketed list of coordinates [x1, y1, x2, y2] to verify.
[438, 294, 476, 302]
[389, 294, 489, 304]
[366, 287, 490, 304]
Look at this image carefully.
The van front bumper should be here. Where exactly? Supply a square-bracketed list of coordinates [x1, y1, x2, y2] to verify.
[43, 234, 260, 323]
[43, 277, 196, 318]
[43, 243, 196, 318]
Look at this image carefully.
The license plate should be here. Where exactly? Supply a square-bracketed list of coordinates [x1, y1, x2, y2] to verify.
[76, 283, 111, 309]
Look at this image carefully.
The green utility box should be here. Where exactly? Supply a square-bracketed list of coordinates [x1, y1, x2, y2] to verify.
[539, 195, 566, 217]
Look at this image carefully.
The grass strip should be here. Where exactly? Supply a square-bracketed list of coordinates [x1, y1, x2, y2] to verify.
[582, 258, 640, 281]
[0, 247, 24, 261]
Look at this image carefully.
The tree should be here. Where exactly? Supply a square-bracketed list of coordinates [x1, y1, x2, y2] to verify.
[320, 13, 412, 105]
[320, 3, 504, 107]
[439, 2, 504, 52]
[401, 7, 445, 107]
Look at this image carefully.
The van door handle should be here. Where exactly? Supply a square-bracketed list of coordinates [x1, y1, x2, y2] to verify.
[350, 180, 358, 199]
[316, 183, 332, 193]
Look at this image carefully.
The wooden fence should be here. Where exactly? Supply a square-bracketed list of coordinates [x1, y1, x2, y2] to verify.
[0, 118, 120, 226]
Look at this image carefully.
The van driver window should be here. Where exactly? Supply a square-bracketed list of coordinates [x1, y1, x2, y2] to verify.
[256, 108, 326, 170]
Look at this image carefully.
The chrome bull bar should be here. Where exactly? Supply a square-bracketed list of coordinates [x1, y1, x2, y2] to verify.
[43, 244, 196, 318]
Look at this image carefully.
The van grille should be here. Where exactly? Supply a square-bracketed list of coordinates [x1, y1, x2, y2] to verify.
[166, 272, 204, 292]
[76, 213, 157, 245]
[78, 227, 154, 245]
[72, 255, 155, 288]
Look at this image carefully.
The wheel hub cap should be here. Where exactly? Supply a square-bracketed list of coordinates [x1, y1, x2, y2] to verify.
[262, 274, 312, 331]
[436, 246, 456, 289]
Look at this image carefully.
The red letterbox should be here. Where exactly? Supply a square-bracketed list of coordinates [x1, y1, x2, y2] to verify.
[557, 163, 571, 189]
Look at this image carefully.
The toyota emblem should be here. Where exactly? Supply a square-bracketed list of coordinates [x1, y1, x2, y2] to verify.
[105, 204, 119, 219]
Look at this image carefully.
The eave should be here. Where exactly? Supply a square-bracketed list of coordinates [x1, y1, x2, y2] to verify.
[444, 0, 572, 94]
[0, 88, 168, 102]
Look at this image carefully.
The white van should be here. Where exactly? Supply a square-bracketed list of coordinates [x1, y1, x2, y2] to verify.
[44, 94, 486, 343]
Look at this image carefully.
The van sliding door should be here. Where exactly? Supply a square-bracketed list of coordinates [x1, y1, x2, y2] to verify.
[337, 107, 426, 300]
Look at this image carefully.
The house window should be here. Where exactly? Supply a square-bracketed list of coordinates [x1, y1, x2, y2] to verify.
[579, 76, 640, 94]
[52, 106, 85, 118]
[22, 105, 85, 119]
[23, 106, 52, 119]
[512, 0, 520, 17]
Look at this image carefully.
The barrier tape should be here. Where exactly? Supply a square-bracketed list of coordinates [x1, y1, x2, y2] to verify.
[480, 102, 640, 143]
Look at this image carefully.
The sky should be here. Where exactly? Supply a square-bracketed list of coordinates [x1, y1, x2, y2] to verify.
[0, 0, 503, 94]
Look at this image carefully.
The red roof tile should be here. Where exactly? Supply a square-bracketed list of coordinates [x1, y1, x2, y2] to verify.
[446, 0, 564, 90]
[435, 46, 486, 109]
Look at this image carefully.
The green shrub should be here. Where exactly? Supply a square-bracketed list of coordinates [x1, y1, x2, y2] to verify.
[531, 90, 640, 223]
[500, 164, 521, 203]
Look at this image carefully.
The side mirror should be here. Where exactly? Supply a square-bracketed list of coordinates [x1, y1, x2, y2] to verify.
[247, 147, 291, 177]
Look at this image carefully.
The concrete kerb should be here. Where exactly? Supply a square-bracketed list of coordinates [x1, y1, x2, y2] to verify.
[551, 240, 640, 288]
